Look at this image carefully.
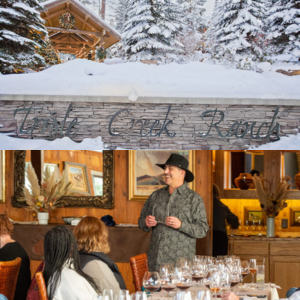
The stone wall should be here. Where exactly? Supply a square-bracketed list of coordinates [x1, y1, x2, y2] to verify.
[0, 100, 299, 149]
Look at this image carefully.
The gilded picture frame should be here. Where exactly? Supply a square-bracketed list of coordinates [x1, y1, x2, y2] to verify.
[128, 150, 195, 201]
[12, 150, 114, 208]
[290, 207, 300, 227]
[0, 151, 5, 203]
[64, 162, 91, 196]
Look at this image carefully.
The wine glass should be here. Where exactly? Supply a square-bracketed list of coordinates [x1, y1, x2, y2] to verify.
[192, 260, 207, 286]
[241, 260, 249, 283]
[176, 258, 191, 272]
[249, 259, 257, 286]
[160, 265, 176, 298]
[174, 267, 192, 291]
[220, 268, 231, 295]
[143, 271, 161, 299]
[209, 270, 221, 298]
[229, 265, 240, 291]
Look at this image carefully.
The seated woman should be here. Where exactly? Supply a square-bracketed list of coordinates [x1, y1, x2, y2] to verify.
[73, 217, 126, 293]
[0, 214, 31, 300]
[43, 226, 100, 300]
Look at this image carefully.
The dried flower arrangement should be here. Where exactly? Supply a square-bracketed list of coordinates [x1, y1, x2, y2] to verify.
[253, 174, 290, 217]
[23, 164, 72, 213]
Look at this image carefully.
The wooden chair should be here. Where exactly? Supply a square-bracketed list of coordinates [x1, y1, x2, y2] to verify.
[129, 253, 149, 291]
[35, 272, 48, 300]
[0, 257, 21, 300]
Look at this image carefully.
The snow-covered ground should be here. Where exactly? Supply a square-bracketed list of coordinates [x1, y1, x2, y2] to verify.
[0, 59, 299, 100]
[0, 132, 299, 150]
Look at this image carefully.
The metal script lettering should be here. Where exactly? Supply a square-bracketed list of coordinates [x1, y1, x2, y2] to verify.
[199, 107, 280, 140]
[109, 105, 176, 138]
[13, 104, 78, 139]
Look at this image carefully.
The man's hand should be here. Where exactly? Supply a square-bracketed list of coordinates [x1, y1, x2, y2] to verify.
[221, 292, 240, 300]
[145, 215, 157, 227]
[165, 216, 181, 229]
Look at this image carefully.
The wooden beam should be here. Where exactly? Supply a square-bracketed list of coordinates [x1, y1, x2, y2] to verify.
[45, 11, 53, 27]
[47, 27, 102, 37]
[68, 9, 99, 33]
[82, 15, 89, 31]
[44, 9, 67, 20]
[51, 39, 93, 46]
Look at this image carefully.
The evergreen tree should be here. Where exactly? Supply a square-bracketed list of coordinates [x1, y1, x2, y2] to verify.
[115, 0, 129, 33]
[0, 0, 47, 74]
[181, 0, 206, 32]
[122, 0, 183, 62]
[211, 0, 266, 69]
[267, 0, 300, 61]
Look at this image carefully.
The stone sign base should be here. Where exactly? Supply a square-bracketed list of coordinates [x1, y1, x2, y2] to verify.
[0, 98, 299, 149]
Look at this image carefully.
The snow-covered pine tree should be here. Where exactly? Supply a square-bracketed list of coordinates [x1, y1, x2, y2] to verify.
[0, 0, 47, 74]
[181, 0, 206, 32]
[267, 0, 300, 61]
[122, 0, 183, 62]
[212, 0, 266, 69]
[115, 0, 129, 33]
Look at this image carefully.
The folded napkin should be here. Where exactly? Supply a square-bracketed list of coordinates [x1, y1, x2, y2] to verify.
[101, 215, 116, 226]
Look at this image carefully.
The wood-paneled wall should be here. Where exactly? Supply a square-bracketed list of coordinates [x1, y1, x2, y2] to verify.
[0, 151, 212, 226]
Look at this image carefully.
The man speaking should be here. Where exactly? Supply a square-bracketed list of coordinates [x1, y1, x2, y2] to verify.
[138, 153, 209, 272]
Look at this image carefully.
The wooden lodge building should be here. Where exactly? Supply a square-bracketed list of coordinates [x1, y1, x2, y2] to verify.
[41, 0, 121, 59]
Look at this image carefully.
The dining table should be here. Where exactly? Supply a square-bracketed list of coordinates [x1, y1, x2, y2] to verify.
[150, 283, 280, 300]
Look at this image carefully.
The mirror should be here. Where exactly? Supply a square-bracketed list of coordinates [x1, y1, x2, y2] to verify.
[283, 151, 300, 190]
[12, 150, 114, 208]
[225, 150, 264, 189]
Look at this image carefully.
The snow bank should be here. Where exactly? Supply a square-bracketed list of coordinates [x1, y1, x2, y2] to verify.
[0, 59, 299, 100]
[0, 133, 107, 150]
[250, 133, 300, 150]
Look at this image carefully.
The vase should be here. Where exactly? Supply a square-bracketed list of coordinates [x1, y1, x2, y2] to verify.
[234, 173, 254, 190]
[37, 212, 49, 225]
[266, 217, 275, 237]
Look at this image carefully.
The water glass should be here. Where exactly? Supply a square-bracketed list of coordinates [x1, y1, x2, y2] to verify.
[103, 289, 114, 300]
[256, 265, 265, 289]
[131, 292, 147, 300]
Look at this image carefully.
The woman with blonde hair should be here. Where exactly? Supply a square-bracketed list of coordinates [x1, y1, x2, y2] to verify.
[73, 217, 126, 293]
[0, 214, 31, 300]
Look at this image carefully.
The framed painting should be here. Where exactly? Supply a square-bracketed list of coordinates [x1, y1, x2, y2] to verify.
[44, 163, 58, 175]
[244, 206, 265, 225]
[64, 162, 91, 196]
[0, 151, 5, 203]
[290, 207, 300, 226]
[128, 150, 195, 201]
[91, 170, 103, 196]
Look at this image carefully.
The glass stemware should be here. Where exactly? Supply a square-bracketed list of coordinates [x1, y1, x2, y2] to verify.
[174, 267, 192, 291]
[241, 260, 250, 283]
[192, 259, 207, 285]
[209, 270, 221, 298]
[230, 265, 241, 291]
[159, 264, 176, 298]
[220, 268, 231, 295]
[249, 259, 257, 286]
[143, 271, 161, 299]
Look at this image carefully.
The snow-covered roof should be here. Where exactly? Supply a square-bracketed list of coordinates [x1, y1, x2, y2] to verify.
[42, 0, 121, 39]
[0, 59, 299, 103]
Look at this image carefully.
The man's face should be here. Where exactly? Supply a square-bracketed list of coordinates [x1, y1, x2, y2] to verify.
[164, 165, 185, 188]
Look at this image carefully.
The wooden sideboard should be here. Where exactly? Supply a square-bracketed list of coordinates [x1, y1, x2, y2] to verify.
[228, 236, 300, 298]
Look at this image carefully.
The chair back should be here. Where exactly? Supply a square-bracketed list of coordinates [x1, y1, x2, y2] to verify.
[35, 272, 48, 300]
[0, 257, 21, 300]
[129, 253, 149, 291]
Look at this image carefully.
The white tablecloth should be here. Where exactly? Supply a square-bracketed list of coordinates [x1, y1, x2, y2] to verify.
[151, 283, 280, 300]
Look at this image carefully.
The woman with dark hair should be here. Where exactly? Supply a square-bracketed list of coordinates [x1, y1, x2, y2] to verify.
[0, 214, 31, 300]
[73, 217, 126, 293]
[43, 225, 100, 300]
